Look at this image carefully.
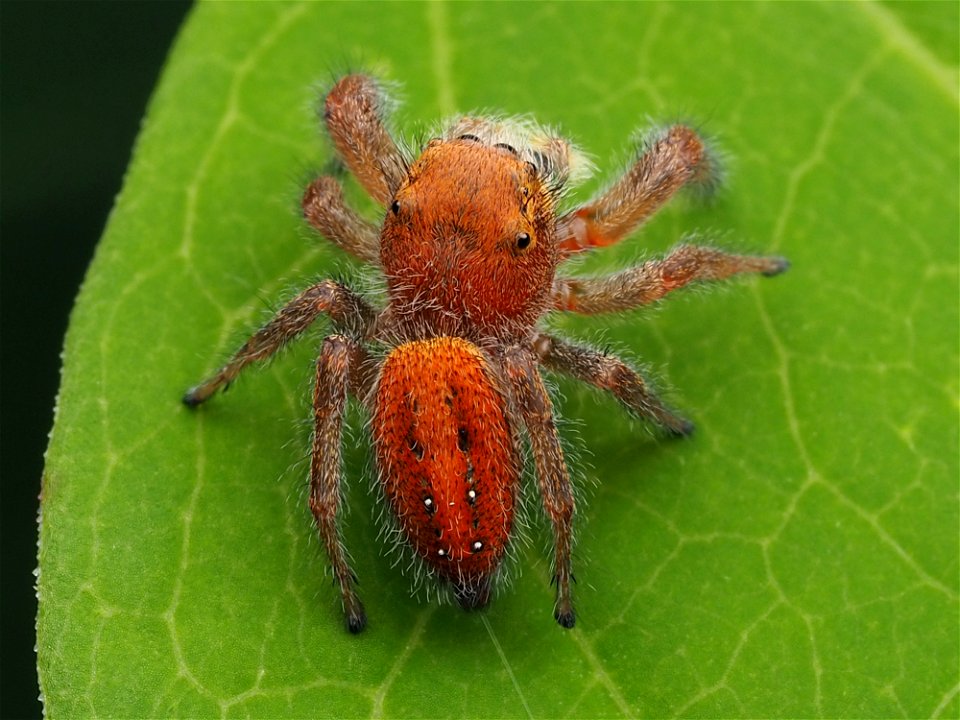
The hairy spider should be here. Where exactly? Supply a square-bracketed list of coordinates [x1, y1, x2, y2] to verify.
[183, 74, 788, 634]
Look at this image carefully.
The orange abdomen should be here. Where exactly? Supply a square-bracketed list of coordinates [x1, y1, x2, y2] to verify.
[373, 338, 518, 608]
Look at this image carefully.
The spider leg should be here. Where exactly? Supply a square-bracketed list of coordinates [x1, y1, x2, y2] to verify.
[324, 74, 406, 207]
[302, 177, 381, 264]
[557, 125, 716, 255]
[503, 346, 576, 629]
[183, 280, 375, 406]
[310, 334, 371, 633]
[533, 332, 693, 436]
[552, 243, 789, 314]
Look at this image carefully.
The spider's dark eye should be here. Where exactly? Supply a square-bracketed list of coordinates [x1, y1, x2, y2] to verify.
[516, 232, 532, 250]
[391, 200, 400, 215]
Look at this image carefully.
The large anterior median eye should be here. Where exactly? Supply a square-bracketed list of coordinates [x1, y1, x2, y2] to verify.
[516, 232, 533, 251]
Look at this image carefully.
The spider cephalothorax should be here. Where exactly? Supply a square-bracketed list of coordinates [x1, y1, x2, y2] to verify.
[184, 74, 787, 633]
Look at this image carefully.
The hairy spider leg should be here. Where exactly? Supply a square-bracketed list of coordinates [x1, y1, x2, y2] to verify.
[182, 280, 375, 406]
[183, 282, 377, 631]
[323, 74, 406, 206]
[552, 244, 789, 314]
[302, 177, 381, 264]
[504, 346, 576, 628]
[557, 125, 716, 254]
[533, 332, 693, 436]
[311, 334, 373, 633]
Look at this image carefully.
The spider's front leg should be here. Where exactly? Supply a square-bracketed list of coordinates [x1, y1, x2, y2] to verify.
[323, 74, 406, 207]
[504, 346, 576, 628]
[557, 124, 717, 254]
[302, 177, 381, 265]
[310, 334, 373, 633]
[183, 280, 375, 405]
[533, 332, 693, 436]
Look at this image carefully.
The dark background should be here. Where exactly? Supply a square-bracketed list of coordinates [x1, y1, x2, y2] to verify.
[1, 3, 191, 717]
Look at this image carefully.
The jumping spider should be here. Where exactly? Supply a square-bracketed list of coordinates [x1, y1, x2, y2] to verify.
[184, 74, 788, 633]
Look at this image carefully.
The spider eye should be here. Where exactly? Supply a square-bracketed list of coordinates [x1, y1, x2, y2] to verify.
[516, 232, 532, 250]
[390, 200, 400, 215]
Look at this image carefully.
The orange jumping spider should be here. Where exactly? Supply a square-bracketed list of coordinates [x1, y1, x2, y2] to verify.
[184, 74, 788, 633]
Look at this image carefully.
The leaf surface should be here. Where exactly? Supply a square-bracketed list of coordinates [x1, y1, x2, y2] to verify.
[39, 3, 958, 717]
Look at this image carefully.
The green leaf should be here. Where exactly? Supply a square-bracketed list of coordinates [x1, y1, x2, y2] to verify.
[38, 2, 958, 717]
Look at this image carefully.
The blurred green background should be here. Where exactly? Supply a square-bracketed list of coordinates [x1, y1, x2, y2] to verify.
[1, 3, 189, 717]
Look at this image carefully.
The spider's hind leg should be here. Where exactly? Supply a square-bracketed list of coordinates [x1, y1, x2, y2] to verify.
[309, 334, 372, 633]
[504, 346, 577, 629]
